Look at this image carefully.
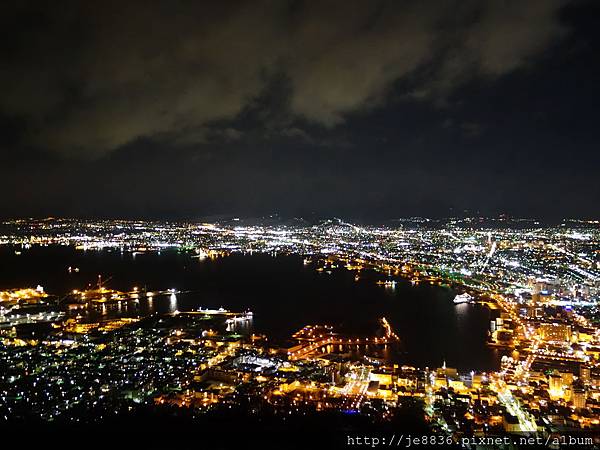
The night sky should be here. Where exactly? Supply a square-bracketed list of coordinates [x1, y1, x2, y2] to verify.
[1, 1, 598, 221]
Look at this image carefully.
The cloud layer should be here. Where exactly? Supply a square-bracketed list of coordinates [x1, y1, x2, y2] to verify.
[0, 0, 567, 158]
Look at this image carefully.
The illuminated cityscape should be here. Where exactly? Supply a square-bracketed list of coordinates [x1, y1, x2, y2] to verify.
[2, 0, 600, 447]
[0, 217, 599, 446]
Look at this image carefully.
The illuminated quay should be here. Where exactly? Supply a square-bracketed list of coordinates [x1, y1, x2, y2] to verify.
[288, 319, 399, 361]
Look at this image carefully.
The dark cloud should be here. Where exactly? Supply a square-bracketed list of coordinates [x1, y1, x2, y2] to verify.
[1, 0, 598, 221]
[0, 0, 568, 158]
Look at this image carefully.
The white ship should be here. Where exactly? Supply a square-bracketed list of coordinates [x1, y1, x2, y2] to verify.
[197, 307, 228, 314]
[453, 293, 473, 304]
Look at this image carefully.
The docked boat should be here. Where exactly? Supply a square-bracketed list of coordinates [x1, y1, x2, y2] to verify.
[453, 293, 473, 304]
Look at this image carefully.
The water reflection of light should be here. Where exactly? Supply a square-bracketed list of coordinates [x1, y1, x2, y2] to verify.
[230, 315, 253, 335]
[454, 302, 468, 315]
[169, 293, 178, 311]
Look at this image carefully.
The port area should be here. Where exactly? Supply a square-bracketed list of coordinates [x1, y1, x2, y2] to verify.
[285, 318, 399, 361]
[63, 286, 184, 309]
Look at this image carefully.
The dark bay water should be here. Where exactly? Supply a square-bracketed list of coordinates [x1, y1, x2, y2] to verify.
[0, 246, 501, 371]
